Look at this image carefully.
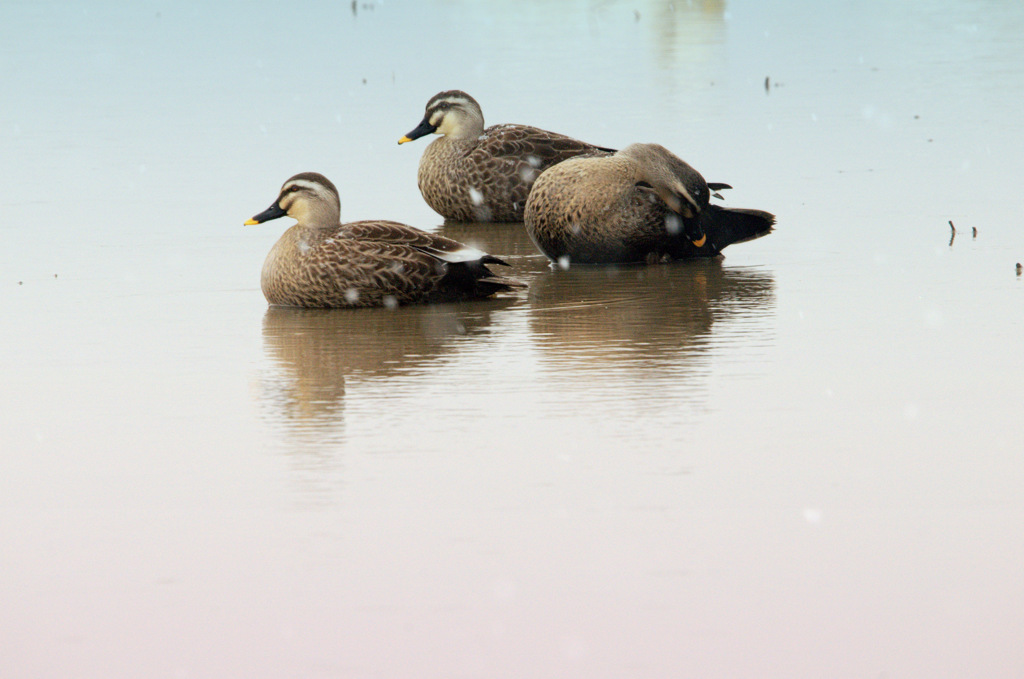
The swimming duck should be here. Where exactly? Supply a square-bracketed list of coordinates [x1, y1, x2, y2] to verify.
[245, 172, 523, 307]
[398, 90, 612, 222]
[523, 143, 774, 264]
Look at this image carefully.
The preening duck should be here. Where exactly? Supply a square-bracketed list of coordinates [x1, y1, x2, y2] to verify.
[523, 143, 774, 264]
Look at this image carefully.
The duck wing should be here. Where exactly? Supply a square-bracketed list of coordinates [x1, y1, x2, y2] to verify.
[476, 124, 613, 170]
[340, 220, 509, 266]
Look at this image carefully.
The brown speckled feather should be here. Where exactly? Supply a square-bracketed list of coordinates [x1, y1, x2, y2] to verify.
[262, 220, 521, 308]
[339, 220, 508, 265]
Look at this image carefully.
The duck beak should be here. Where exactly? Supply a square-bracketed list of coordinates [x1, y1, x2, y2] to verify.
[245, 202, 287, 225]
[684, 221, 707, 248]
[398, 118, 438, 144]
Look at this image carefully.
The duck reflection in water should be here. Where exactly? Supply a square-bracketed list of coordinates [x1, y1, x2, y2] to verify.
[437, 219, 775, 393]
[526, 260, 775, 383]
[258, 300, 513, 447]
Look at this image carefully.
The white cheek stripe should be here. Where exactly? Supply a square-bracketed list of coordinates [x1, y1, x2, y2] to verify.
[282, 179, 322, 194]
[280, 179, 338, 208]
[432, 95, 469, 109]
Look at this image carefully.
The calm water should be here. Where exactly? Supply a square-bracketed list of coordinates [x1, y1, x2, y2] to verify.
[3, 1, 1024, 677]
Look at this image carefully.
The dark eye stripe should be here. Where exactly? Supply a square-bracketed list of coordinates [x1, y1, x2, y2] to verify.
[428, 101, 461, 114]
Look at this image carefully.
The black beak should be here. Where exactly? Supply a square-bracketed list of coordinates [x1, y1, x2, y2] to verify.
[398, 117, 438, 144]
[244, 202, 287, 225]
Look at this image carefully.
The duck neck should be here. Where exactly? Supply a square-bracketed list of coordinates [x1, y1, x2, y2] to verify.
[443, 110, 485, 141]
[294, 202, 341, 232]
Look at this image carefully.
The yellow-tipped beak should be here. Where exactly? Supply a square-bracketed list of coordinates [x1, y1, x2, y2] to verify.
[244, 218, 259, 225]
[397, 136, 413, 144]
[692, 234, 707, 248]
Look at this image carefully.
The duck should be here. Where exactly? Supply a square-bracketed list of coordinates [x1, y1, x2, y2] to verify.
[398, 90, 612, 222]
[245, 172, 524, 308]
[523, 143, 774, 265]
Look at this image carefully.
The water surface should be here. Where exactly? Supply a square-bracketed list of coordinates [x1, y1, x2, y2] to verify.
[2, 1, 1024, 677]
